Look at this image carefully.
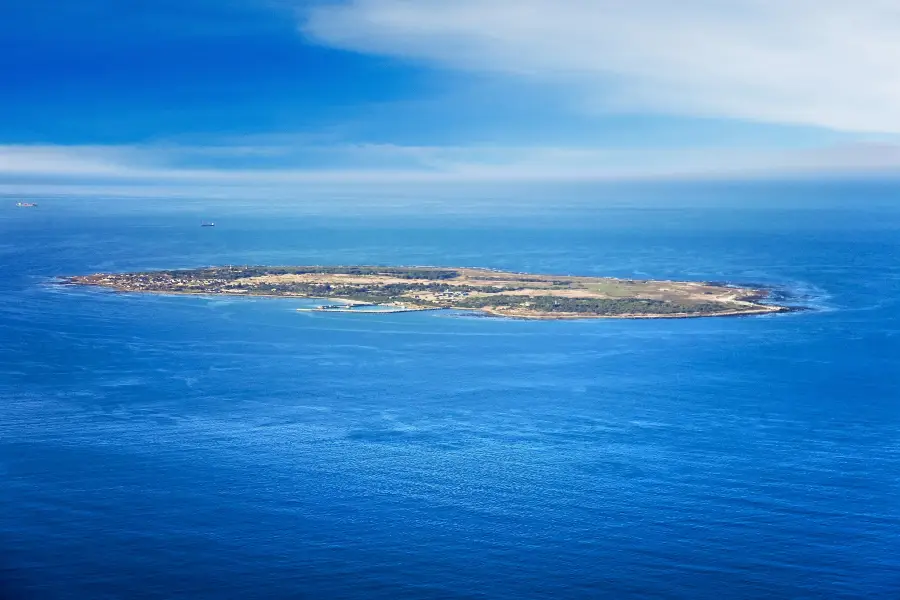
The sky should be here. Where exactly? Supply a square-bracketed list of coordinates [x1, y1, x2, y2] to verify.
[3, 0, 900, 195]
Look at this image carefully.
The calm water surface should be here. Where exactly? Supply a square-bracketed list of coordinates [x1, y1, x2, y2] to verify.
[1, 189, 899, 598]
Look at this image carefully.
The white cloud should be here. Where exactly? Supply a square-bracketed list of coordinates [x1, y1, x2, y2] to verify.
[302, 0, 900, 133]
[0, 145, 144, 176]
[3, 141, 900, 196]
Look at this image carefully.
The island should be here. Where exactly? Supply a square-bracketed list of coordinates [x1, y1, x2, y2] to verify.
[62, 265, 792, 320]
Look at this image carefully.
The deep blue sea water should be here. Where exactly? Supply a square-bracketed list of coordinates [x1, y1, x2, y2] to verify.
[2, 184, 899, 599]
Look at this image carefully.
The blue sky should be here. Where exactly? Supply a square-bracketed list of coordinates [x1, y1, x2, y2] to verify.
[3, 0, 900, 194]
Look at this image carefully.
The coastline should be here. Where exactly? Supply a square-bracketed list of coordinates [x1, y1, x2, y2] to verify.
[59, 278, 794, 320]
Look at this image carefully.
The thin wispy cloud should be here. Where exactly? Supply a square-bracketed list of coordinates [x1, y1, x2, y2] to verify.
[0, 146, 142, 177]
[4, 141, 900, 193]
[303, 0, 900, 133]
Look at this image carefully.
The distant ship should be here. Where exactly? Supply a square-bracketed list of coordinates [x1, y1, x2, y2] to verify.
[201, 222, 215, 227]
[16, 202, 38, 207]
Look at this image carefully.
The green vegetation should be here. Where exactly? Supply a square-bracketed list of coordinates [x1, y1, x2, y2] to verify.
[161, 266, 460, 280]
[456, 295, 740, 315]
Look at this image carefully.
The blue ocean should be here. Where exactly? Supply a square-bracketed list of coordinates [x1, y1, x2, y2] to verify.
[2, 182, 899, 599]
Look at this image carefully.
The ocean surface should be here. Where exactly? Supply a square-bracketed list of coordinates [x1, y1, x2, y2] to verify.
[2, 183, 899, 599]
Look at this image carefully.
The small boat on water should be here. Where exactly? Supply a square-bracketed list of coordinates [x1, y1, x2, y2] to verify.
[16, 202, 38, 207]
[201, 222, 215, 227]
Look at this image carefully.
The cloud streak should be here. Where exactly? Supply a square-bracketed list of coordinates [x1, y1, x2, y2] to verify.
[303, 0, 900, 133]
[3, 141, 900, 196]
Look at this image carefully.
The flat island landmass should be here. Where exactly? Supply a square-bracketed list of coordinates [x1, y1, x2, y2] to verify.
[63, 265, 791, 319]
